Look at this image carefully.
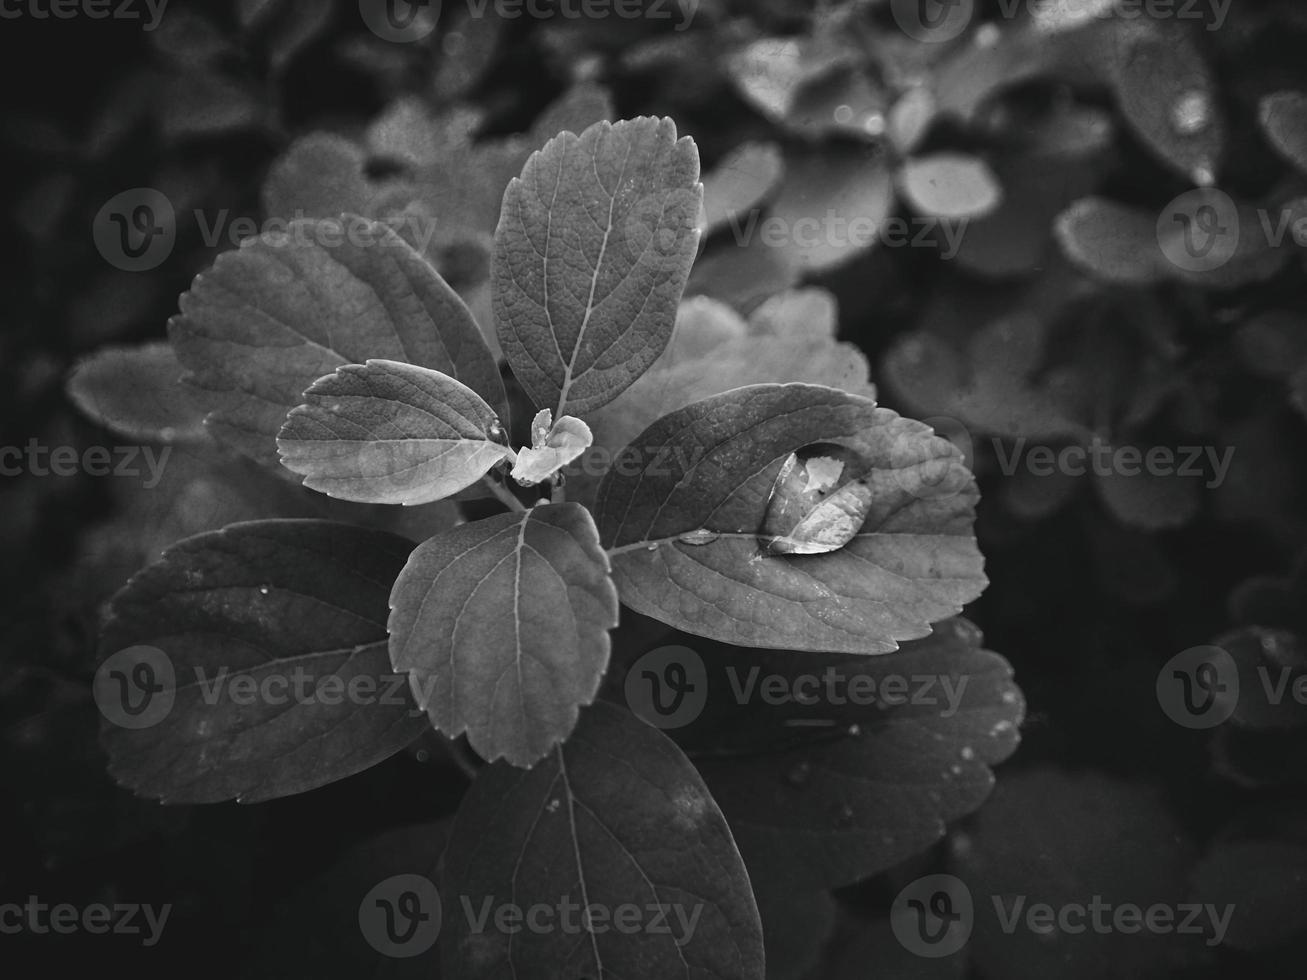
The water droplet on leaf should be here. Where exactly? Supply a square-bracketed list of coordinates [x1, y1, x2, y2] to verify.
[677, 528, 719, 546]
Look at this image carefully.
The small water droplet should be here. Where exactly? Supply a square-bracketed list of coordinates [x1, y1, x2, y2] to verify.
[833, 104, 854, 125]
[864, 112, 885, 136]
[259, 585, 270, 595]
[1171, 90, 1212, 135]
[677, 529, 719, 546]
[159, 426, 176, 442]
[960, 746, 976, 761]
[975, 24, 1001, 47]
[786, 762, 812, 787]
[949, 763, 963, 776]
[1001, 690, 1018, 705]
[846, 723, 862, 737]
[645, 543, 658, 552]
[833, 804, 855, 828]
[546, 798, 561, 813]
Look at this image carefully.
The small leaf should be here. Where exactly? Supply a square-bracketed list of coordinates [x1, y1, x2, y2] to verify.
[726, 37, 851, 121]
[509, 410, 593, 487]
[96, 520, 428, 804]
[898, 153, 1003, 221]
[1260, 91, 1307, 175]
[440, 700, 765, 979]
[493, 117, 702, 417]
[67, 342, 208, 444]
[595, 384, 986, 653]
[701, 141, 785, 237]
[1110, 21, 1224, 183]
[170, 215, 506, 468]
[278, 359, 511, 505]
[388, 504, 618, 767]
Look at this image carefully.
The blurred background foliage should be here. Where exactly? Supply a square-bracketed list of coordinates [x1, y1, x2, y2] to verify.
[4, 0, 1307, 976]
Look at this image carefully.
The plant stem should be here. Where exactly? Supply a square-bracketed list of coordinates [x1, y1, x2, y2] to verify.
[482, 476, 527, 512]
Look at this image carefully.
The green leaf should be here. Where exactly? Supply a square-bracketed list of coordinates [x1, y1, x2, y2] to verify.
[954, 769, 1208, 980]
[687, 619, 1023, 889]
[595, 384, 986, 653]
[701, 141, 784, 237]
[388, 504, 618, 767]
[169, 215, 506, 468]
[898, 153, 1003, 221]
[67, 342, 209, 444]
[582, 291, 873, 498]
[492, 117, 703, 417]
[440, 700, 765, 979]
[95, 520, 428, 804]
[277, 359, 511, 505]
[1109, 21, 1224, 183]
[1260, 91, 1307, 175]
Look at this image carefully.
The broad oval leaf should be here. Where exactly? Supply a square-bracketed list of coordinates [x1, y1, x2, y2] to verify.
[170, 215, 506, 468]
[1260, 91, 1307, 175]
[687, 618, 1024, 889]
[67, 341, 209, 444]
[277, 359, 511, 505]
[440, 700, 765, 979]
[492, 117, 703, 417]
[898, 153, 1003, 221]
[1110, 21, 1224, 183]
[95, 519, 428, 804]
[388, 503, 619, 767]
[594, 384, 987, 653]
